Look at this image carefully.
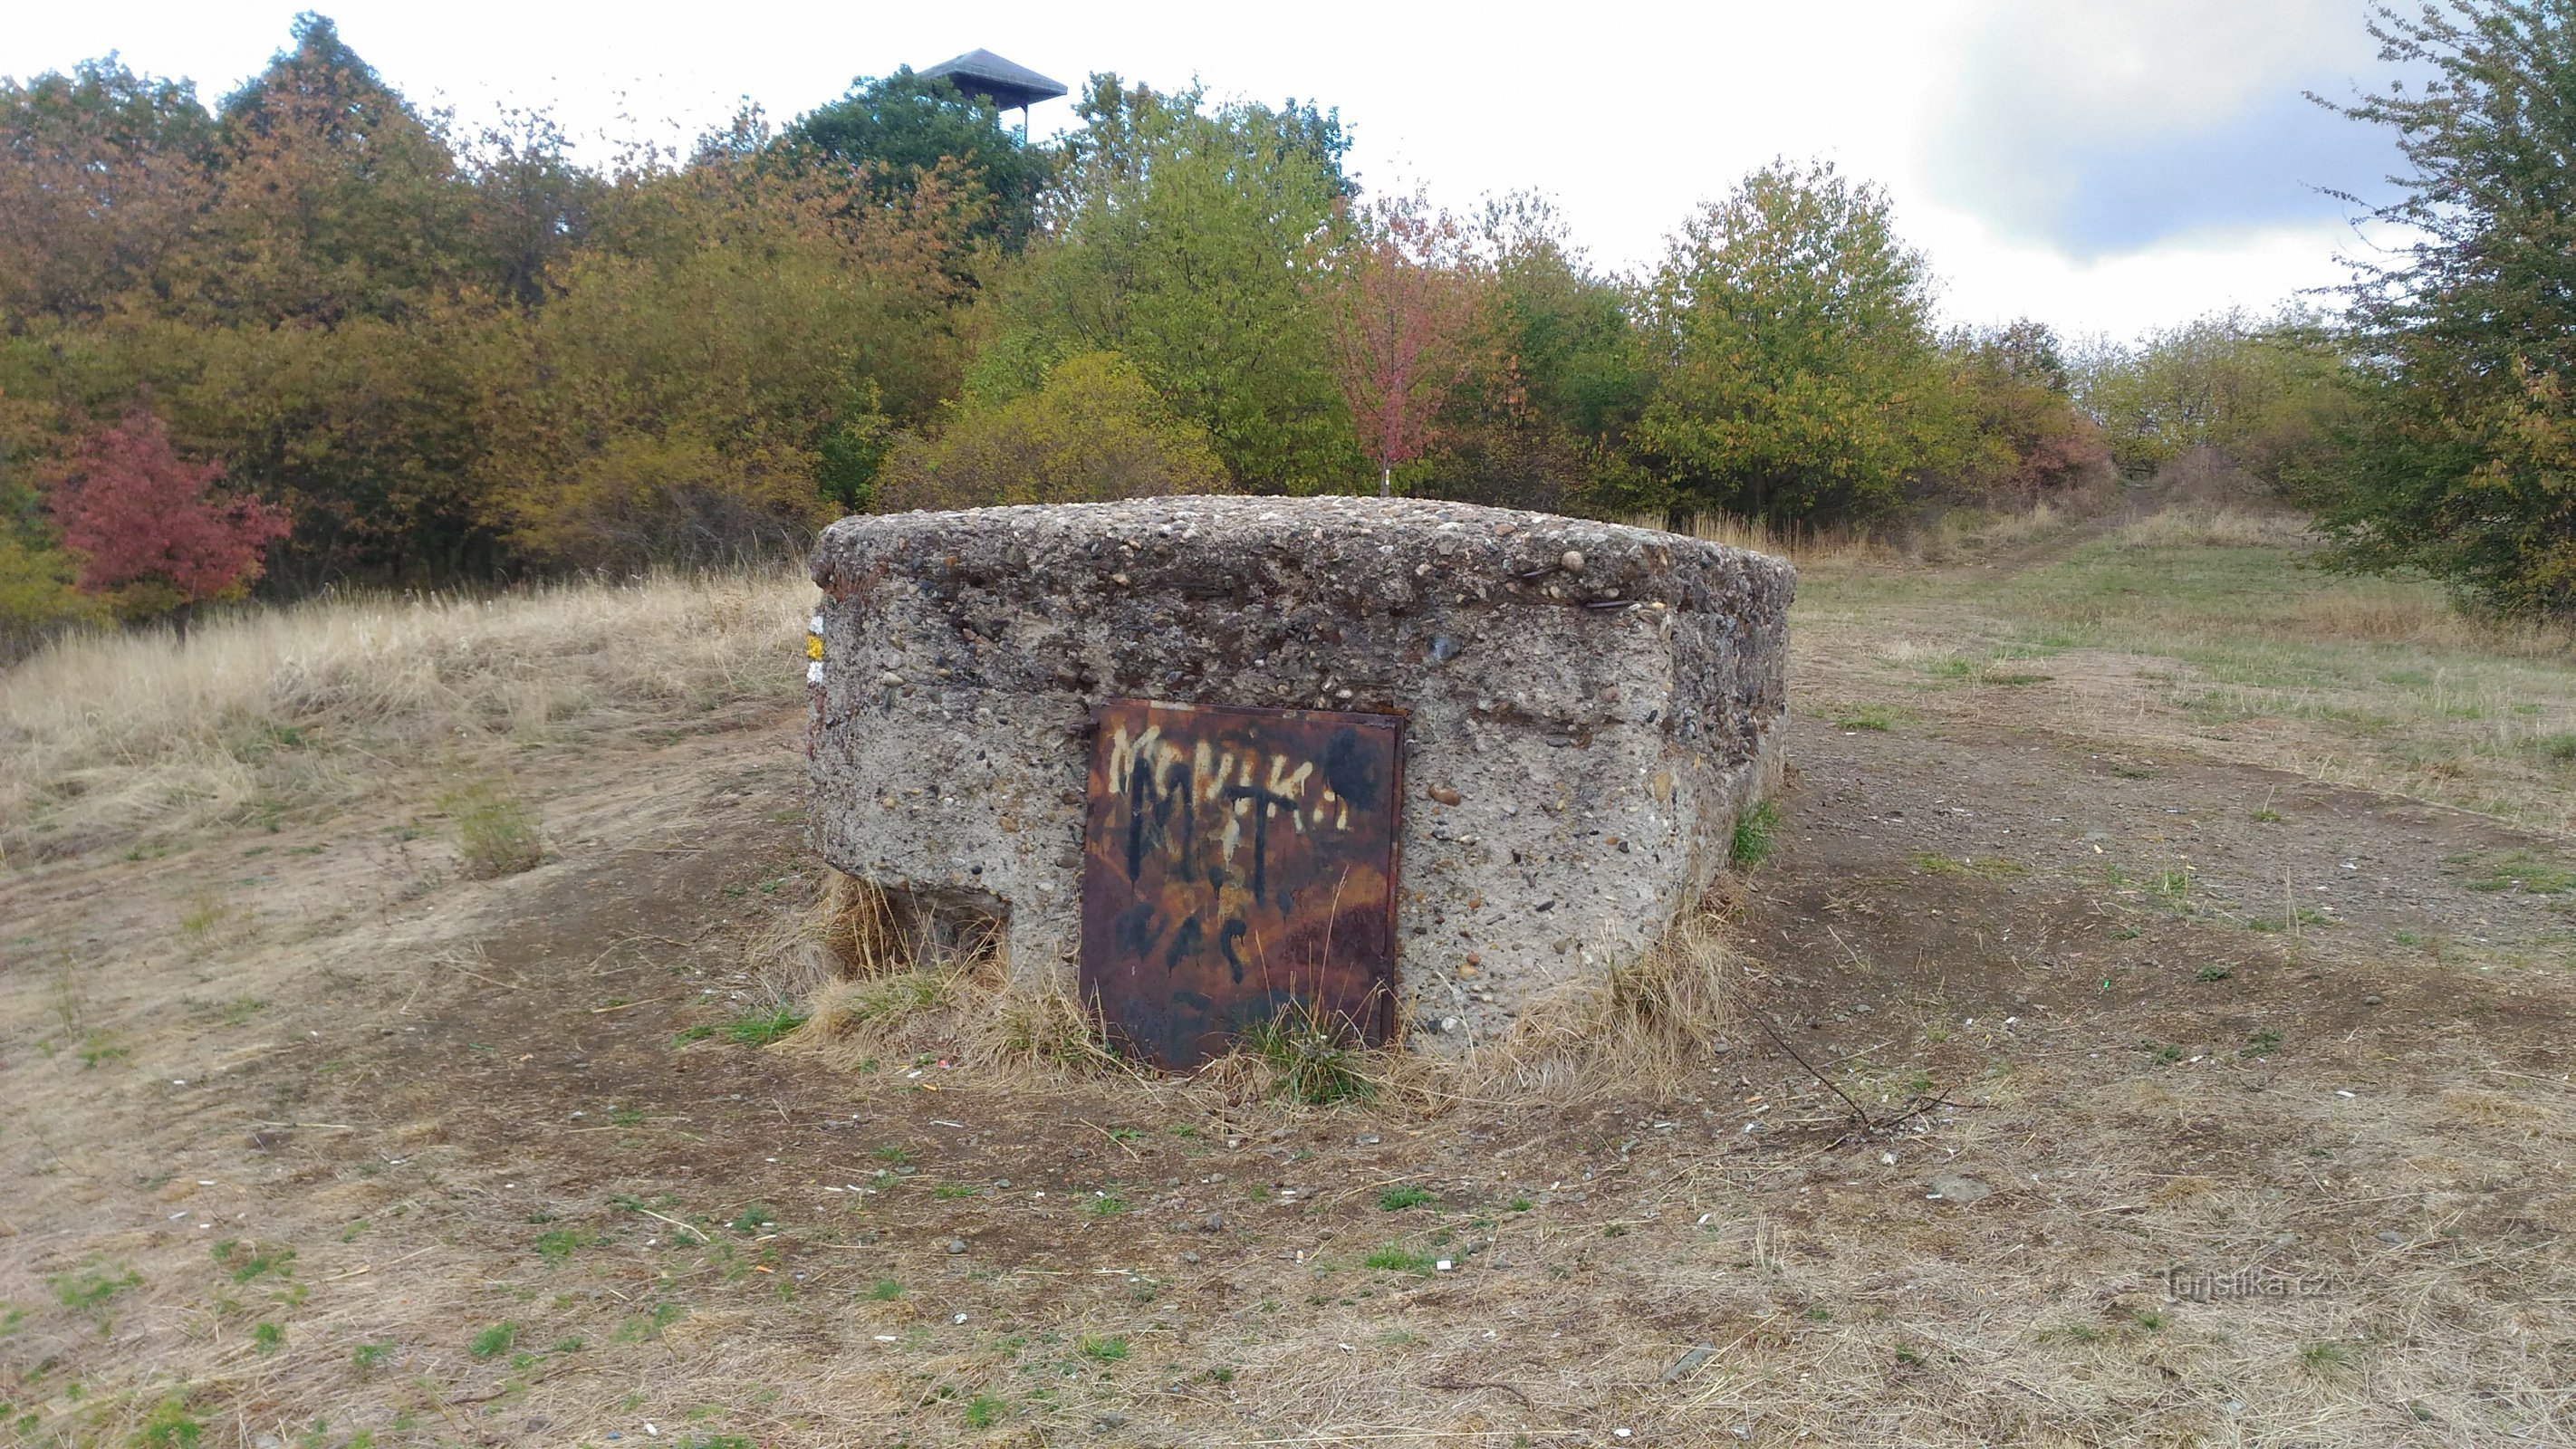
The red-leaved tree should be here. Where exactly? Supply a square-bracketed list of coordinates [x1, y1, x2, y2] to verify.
[46, 409, 290, 625]
[1321, 195, 1481, 496]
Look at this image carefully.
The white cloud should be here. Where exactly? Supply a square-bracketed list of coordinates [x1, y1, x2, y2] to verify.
[1925, 0, 2397, 254]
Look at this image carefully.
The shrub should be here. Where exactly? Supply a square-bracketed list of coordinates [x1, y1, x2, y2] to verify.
[442, 777, 543, 877]
[873, 351, 1226, 511]
[0, 532, 105, 662]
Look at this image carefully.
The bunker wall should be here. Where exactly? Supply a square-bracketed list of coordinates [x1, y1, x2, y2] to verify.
[807, 495, 1792, 1049]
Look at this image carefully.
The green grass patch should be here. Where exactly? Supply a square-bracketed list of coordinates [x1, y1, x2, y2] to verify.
[213, 1240, 295, 1283]
[51, 1262, 139, 1310]
[722, 1010, 807, 1046]
[135, 1398, 205, 1449]
[467, 1321, 517, 1360]
[2453, 851, 2576, 895]
[1362, 1246, 1437, 1274]
[1906, 851, 2027, 880]
[1731, 801, 1780, 868]
[533, 1229, 592, 1262]
[1831, 704, 1903, 732]
[1376, 1186, 1437, 1212]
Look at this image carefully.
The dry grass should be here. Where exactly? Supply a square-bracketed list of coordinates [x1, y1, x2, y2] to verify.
[1626, 510, 1903, 567]
[761, 869, 1749, 1112]
[5, 525, 2573, 1446]
[0, 566, 810, 862]
[762, 872, 1129, 1078]
[2284, 579, 2576, 659]
[1378, 904, 1745, 1109]
[1625, 499, 2090, 569]
[2109, 502, 2315, 550]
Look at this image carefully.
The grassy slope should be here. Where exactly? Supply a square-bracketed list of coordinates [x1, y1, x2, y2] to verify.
[2, 505, 2572, 1448]
[1795, 506, 2576, 833]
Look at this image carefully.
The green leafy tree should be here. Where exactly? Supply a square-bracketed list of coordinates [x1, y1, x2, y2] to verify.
[977, 77, 1359, 494]
[1416, 193, 1647, 512]
[874, 350, 1226, 510]
[785, 69, 1052, 253]
[1631, 160, 1947, 524]
[1473, 194, 1649, 453]
[0, 511, 103, 657]
[2314, 0, 2576, 617]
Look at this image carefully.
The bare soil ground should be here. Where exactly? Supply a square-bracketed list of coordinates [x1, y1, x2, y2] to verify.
[5, 525, 2575, 1448]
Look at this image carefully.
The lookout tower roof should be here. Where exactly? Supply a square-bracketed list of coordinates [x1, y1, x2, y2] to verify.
[919, 49, 1068, 112]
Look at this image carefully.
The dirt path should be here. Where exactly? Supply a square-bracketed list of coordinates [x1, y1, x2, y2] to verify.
[6, 619, 2575, 1445]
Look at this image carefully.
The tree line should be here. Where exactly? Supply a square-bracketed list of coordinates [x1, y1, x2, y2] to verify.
[2, 4, 2568, 648]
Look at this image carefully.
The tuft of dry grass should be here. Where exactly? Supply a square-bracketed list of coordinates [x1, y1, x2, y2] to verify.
[759, 871, 1128, 1078]
[1375, 903, 1743, 1108]
[439, 774, 544, 877]
[0, 566, 809, 862]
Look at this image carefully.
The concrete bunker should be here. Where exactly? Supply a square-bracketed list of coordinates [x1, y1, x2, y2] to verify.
[806, 495, 1792, 1059]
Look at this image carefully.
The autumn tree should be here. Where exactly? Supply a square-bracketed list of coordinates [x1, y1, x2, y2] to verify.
[1320, 195, 1481, 496]
[1930, 321, 2111, 504]
[194, 12, 474, 325]
[44, 409, 288, 624]
[0, 58, 216, 323]
[472, 131, 979, 567]
[2070, 310, 2353, 484]
[1632, 160, 1947, 524]
[461, 107, 600, 309]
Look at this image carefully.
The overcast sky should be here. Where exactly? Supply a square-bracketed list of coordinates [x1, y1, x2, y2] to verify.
[5, 0, 2408, 340]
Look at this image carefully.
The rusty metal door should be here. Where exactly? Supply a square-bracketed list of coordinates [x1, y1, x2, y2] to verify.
[1080, 699, 1403, 1068]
